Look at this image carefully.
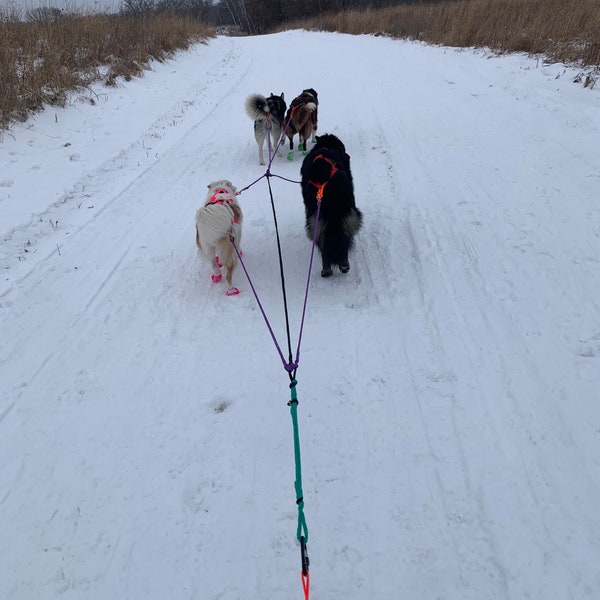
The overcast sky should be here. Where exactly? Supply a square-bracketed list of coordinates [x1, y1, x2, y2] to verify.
[1, 0, 122, 14]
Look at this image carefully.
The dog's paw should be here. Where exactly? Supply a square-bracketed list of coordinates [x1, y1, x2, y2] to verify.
[321, 268, 333, 278]
[340, 263, 350, 274]
[211, 273, 222, 283]
[226, 287, 240, 296]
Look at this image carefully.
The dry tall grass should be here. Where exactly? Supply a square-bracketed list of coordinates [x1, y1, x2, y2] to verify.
[285, 0, 600, 68]
[1, 0, 599, 129]
[0, 11, 213, 128]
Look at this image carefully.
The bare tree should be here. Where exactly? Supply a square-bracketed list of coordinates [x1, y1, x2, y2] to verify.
[222, 0, 253, 32]
[121, 0, 155, 14]
[155, 0, 212, 19]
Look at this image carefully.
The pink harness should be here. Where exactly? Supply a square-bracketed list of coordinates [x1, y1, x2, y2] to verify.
[207, 188, 239, 223]
[208, 188, 235, 205]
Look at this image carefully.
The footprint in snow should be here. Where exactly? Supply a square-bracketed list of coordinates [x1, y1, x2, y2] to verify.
[209, 396, 233, 414]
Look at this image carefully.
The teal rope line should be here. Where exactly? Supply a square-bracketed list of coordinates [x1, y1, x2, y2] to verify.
[289, 379, 309, 543]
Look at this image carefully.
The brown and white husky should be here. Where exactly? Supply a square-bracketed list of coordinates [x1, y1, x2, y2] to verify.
[284, 88, 319, 153]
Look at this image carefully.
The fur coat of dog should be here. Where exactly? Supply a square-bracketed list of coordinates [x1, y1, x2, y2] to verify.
[285, 88, 318, 152]
[195, 179, 243, 295]
[245, 92, 287, 165]
[300, 134, 362, 277]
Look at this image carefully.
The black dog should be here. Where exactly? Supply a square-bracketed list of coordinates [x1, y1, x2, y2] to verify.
[300, 134, 363, 277]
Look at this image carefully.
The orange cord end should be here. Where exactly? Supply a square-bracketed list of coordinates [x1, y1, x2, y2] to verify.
[301, 569, 310, 600]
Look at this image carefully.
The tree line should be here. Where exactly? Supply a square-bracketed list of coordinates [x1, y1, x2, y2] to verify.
[24, 1, 451, 35]
[120, 0, 436, 34]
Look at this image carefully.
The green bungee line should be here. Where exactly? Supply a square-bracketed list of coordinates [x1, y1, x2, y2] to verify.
[289, 379, 309, 543]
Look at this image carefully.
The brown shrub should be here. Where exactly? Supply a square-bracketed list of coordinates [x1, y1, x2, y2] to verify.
[0, 11, 213, 128]
[282, 0, 600, 67]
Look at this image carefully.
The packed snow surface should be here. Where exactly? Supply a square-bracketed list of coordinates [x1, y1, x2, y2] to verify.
[1, 31, 600, 600]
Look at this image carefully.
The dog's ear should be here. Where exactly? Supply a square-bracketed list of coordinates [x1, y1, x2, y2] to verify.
[281, 92, 284, 99]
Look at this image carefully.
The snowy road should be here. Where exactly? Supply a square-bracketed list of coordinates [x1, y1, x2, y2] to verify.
[1, 32, 600, 599]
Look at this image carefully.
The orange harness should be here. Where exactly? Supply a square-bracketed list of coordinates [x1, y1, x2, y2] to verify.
[309, 154, 339, 200]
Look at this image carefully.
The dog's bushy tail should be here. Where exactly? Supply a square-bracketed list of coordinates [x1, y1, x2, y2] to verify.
[245, 93, 269, 120]
[307, 208, 363, 266]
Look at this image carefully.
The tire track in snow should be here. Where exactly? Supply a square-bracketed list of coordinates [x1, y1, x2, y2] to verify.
[360, 103, 520, 594]
[380, 96, 600, 596]
[0, 37, 250, 298]
[0, 37, 253, 408]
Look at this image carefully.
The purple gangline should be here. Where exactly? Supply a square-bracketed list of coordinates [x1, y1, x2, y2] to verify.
[294, 200, 321, 367]
[236, 114, 298, 196]
[231, 110, 315, 374]
[230, 236, 293, 372]
[272, 173, 301, 185]
[267, 112, 293, 170]
[238, 172, 266, 195]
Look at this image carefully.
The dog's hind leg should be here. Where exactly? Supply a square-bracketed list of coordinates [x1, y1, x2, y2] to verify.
[254, 123, 266, 165]
[197, 232, 222, 282]
[204, 244, 221, 282]
[301, 134, 309, 153]
[299, 124, 312, 153]
[272, 125, 283, 156]
[218, 238, 239, 296]
[232, 221, 242, 256]
[320, 257, 333, 278]
[338, 240, 351, 274]
[210, 257, 222, 283]
[318, 233, 333, 277]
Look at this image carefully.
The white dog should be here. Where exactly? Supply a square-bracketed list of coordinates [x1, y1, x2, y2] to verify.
[195, 180, 243, 296]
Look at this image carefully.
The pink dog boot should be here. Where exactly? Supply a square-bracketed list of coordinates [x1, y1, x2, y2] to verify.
[211, 273, 222, 283]
[215, 256, 223, 268]
[225, 287, 239, 296]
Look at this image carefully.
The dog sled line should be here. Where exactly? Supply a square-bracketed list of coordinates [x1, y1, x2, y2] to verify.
[196, 87, 363, 296]
[195, 89, 364, 600]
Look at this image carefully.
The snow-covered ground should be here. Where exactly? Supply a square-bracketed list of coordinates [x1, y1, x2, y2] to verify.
[1, 31, 600, 600]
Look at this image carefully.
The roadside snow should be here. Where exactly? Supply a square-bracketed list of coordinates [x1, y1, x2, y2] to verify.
[1, 32, 600, 600]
